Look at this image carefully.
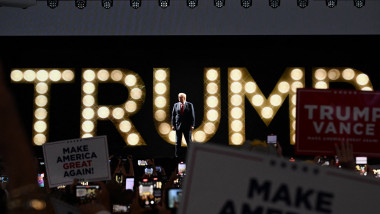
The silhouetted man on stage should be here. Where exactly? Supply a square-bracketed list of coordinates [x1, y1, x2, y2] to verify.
[171, 92, 195, 162]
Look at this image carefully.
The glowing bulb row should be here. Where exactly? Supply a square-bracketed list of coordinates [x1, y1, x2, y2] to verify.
[313, 68, 373, 91]
[192, 68, 221, 143]
[11, 69, 75, 82]
[153, 69, 174, 142]
[229, 69, 246, 145]
[80, 69, 146, 146]
[10, 69, 75, 145]
[229, 68, 304, 145]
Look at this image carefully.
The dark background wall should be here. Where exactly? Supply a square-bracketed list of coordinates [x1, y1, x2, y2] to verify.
[1, 35, 380, 163]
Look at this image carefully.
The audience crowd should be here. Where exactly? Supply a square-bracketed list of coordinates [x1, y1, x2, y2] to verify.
[0, 59, 379, 214]
[1, 137, 377, 214]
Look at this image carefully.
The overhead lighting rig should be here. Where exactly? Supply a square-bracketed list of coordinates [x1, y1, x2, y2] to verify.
[187, 0, 198, 8]
[101, 0, 112, 8]
[37, 0, 367, 10]
[241, 0, 252, 8]
[47, 0, 58, 8]
[214, 0, 225, 8]
[269, 0, 280, 8]
[354, 0, 365, 8]
[326, 0, 337, 8]
[130, 0, 141, 9]
[75, 0, 86, 9]
[297, 0, 308, 8]
[159, 0, 169, 8]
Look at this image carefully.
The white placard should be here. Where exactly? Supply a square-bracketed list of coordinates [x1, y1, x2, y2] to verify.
[356, 157, 367, 165]
[267, 135, 277, 144]
[42, 136, 111, 188]
[179, 143, 380, 214]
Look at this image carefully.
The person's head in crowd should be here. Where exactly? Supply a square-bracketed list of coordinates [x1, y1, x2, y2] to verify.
[106, 179, 126, 206]
[122, 189, 134, 205]
[110, 154, 123, 173]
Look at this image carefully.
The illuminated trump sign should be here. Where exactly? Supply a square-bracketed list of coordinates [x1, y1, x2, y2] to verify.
[10, 67, 373, 147]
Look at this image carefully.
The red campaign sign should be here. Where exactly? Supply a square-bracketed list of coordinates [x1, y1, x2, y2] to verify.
[295, 88, 380, 158]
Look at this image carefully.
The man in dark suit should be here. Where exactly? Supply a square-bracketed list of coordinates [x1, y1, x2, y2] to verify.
[171, 92, 195, 161]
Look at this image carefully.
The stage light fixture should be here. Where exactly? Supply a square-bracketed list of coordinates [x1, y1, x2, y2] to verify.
[297, 0, 308, 8]
[326, 0, 336, 8]
[102, 0, 113, 9]
[214, 0, 225, 8]
[130, 0, 141, 9]
[241, 0, 252, 8]
[269, 0, 280, 8]
[187, 0, 198, 8]
[75, 0, 86, 9]
[47, 0, 58, 8]
[354, 0, 365, 8]
[159, 0, 169, 8]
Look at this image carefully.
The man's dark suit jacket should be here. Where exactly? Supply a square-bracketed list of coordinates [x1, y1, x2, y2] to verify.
[171, 101, 195, 131]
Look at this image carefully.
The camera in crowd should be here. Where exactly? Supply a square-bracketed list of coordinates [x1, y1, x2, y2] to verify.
[75, 183, 100, 205]
[112, 204, 130, 214]
[138, 178, 156, 208]
[178, 162, 186, 177]
[166, 187, 182, 211]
